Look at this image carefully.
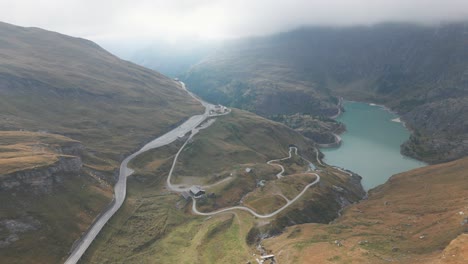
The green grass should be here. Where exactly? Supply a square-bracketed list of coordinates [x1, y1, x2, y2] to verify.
[0, 131, 80, 174]
[175, 109, 316, 178]
[275, 173, 318, 200]
[81, 141, 256, 263]
[82, 107, 367, 263]
[0, 22, 205, 263]
[0, 131, 114, 264]
[0, 22, 203, 171]
[244, 195, 287, 214]
[0, 173, 111, 264]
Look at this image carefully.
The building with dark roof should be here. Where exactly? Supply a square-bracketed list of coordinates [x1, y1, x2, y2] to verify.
[189, 186, 205, 198]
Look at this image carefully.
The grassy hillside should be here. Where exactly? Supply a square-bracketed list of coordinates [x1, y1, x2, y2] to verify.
[0, 131, 80, 174]
[263, 157, 468, 263]
[184, 22, 468, 163]
[83, 109, 365, 263]
[0, 131, 112, 264]
[0, 22, 203, 263]
[174, 109, 317, 178]
[0, 21, 203, 165]
[184, 51, 338, 116]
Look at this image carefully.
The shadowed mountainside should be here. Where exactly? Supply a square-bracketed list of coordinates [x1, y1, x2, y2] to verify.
[184, 22, 468, 163]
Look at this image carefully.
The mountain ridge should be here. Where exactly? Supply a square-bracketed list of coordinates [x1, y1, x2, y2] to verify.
[184, 22, 468, 163]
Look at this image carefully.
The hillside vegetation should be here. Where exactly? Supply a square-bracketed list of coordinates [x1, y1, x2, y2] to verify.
[263, 157, 468, 263]
[0, 131, 112, 263]
[174, 109, 317, 178]
[83, 109, 365, 263]
[0, 22, 202, 263]
[184, 22, 468, 163]
[0, 21, 202, 167]
[0, 131, 79, 174]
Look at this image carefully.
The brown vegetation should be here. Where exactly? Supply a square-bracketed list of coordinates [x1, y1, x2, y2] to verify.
[263, 157, 468, 263]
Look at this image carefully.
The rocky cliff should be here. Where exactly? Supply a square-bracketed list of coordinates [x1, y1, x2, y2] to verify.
[0, 156, 82, 193]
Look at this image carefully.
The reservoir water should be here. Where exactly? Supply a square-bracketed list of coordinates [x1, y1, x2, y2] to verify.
[321, 101, 426, 190]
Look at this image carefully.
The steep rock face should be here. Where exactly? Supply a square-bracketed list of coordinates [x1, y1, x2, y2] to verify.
[0, 156, 82, 193]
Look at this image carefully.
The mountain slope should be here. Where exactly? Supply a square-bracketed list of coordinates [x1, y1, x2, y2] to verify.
[0, 22, 202, 263]
[0, 21, 203, 162]
[184, 22, 468, 163]
[263, 157, 468, 263]
[82, 109, 365, 263]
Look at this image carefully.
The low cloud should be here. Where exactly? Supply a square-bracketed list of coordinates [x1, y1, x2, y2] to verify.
[2, 0, 468, 42]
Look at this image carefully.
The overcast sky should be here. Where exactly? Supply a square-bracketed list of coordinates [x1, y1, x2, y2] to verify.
[2, 0, 468, 43]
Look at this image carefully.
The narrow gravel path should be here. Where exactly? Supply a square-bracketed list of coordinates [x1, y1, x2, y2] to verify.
[266, 147, 298, 178]
[191, 174, 320, 218]
[166, 134, 321, 218]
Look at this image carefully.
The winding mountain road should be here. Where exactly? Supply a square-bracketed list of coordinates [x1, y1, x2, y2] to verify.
[267, 147, 298, 178]
[65, 80, 324, 262]
[191, 174, 320, 218]
[165, 134, 321, 218]
[65, 82, 214, 264]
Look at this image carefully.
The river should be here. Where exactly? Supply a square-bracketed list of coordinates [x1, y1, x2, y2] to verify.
[321, 101, 426, 190]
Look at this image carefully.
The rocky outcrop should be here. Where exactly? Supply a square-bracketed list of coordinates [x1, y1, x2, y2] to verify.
[0, 156, 82, 193]
[271, 113, 345, 146]
[0, 217, 41, 248]
[57, 141, 84, 156]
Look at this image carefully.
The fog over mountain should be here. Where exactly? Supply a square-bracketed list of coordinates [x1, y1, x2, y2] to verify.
[4, 0, 467, 76]
[2, 0, 468, 43]
[1, 2, 468, 264]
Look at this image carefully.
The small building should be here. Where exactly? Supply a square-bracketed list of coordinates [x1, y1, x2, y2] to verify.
[245, 167, 252, 173]
[189, 186, 205, 198]
[181, 191, 190, 200]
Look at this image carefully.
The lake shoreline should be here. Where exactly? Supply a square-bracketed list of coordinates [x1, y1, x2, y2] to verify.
[321, 101, 426, 190]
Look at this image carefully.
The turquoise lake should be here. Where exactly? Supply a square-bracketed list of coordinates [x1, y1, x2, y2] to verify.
[321, 101, 426, 190]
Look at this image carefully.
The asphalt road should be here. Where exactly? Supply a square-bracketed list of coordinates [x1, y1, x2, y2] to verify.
[64, 81, 212, 264]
